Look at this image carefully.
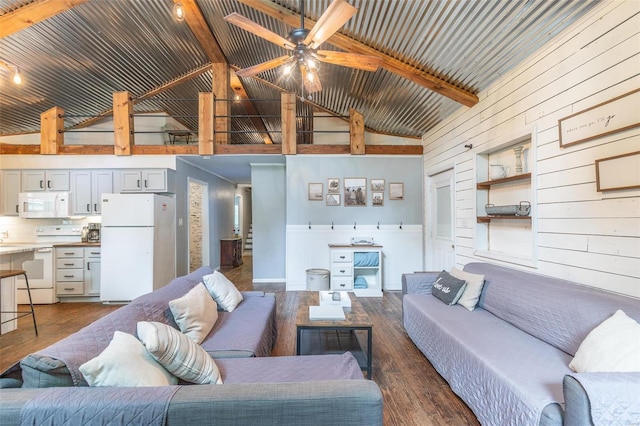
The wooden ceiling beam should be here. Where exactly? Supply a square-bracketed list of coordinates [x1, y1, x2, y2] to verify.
[175, 0, 274, 144]
[0, 0, 89, 39]
[237, 0, 479, 107]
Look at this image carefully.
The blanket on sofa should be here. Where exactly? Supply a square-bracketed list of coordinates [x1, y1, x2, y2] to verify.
[20, 386, 179, 426]
[568, 372, 640, 426]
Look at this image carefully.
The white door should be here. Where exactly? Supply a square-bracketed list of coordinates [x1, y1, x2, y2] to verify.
[426, 168, 455, 271]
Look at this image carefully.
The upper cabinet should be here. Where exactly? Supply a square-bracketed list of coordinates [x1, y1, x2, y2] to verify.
[1, 171, 21, 216]
[115, 169, 175, 193]
[21, 170, 70, 192]
[71, 170, 113, 215]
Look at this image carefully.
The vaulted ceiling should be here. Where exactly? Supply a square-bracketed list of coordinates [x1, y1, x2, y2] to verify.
[0, 0, 600, 142]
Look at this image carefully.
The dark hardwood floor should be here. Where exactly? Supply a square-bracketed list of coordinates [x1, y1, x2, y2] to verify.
[0, 256, 479, 425]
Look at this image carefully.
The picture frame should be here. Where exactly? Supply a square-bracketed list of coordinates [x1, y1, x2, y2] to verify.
[595, 151, 640, 192]
[370, 179, 385, 191]
[308, 183, 323, 201]
[372, 191, 384, 206]
[389, 182, 404, 200]
[558, 88, 640, 148]
[326, 193, 341, 206]
[327, 178, 340, 194]
[344, 177, 367, 206]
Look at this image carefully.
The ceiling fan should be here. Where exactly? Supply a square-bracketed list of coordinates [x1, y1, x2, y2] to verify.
[224, 0, 383, 94]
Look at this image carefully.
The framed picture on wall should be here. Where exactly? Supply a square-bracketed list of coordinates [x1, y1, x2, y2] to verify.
[372, 191, 384, 206]
[389, 182, 404, 200]
[326, 194, 341, 206]
[327, 178, 340, 193]
[308, 183, 323, 201]
[344, 177, 367, 206]
[371, 179, 385, 191]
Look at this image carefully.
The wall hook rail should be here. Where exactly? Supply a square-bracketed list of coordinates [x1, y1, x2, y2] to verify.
[331, 221, 334, 230]
[308, 221, 311, 230]
[354, 222, 357, 230]
[377, 221, 380, 229]
[399, 221, 403, 230]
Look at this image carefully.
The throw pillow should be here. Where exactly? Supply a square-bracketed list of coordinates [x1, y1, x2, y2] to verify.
[569, 310, 640, 372]
[450, 266, 485, 311]
[203, 271, 244, 312]
[169, 283, 218, 344]
[137, 321, 223, 385]
[79, 331, 177, 387]
[431, 270, 467, 306]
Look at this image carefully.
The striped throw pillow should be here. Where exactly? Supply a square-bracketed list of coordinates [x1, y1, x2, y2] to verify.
[137, 321, 223, 385]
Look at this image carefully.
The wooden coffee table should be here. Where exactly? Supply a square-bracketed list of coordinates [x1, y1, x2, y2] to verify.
[296, 291, 373, 379]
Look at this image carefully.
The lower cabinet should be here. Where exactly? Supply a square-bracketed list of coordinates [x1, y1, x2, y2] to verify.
[56, 246, 101, 299]
[220, 237, 243, 268]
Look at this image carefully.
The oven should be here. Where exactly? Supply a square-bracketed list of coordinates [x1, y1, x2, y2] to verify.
[14, 225, 82, 304]
[14, 247, 55, 304]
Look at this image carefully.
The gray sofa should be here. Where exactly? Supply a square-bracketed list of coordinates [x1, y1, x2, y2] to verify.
[0, 267, 383, 425]
[402, 262, 640, 426]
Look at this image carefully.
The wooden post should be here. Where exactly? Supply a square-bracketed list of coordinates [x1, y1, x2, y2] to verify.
[40, 106, 64, 154]
[281, 92, 296, 155]
[199, 92, 214, 155]
[350, 108, 365, 155]
[113, 91, 133, 156]
[212, 63, 229, 145]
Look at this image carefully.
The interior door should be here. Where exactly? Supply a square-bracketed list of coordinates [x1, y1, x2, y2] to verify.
[426, 168, 455, 271]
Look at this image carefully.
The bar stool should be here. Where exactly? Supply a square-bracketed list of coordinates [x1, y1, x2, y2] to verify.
[0, 269, 38, 336]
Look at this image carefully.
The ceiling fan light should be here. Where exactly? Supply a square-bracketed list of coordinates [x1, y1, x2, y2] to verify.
[306, 69, 315, 82]
[282, 64, 293, 76]
[12, 68, 22, 85]
[307, 58, 317, 70]
[173, 2, 185, 22]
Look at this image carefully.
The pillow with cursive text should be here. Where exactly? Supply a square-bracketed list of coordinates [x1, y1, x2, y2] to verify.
[431, 271, 467, 305]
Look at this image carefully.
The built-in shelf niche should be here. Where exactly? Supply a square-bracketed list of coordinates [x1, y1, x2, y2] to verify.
[474, 129, 537, 267]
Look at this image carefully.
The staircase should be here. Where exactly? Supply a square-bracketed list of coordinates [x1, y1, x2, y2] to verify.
[244, 225, 253, 255]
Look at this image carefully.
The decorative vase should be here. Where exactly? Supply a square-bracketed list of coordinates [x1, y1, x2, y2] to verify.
[513, 146, 524, 174]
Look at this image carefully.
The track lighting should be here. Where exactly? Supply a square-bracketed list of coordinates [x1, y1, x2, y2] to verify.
[173, 2, 185, 22]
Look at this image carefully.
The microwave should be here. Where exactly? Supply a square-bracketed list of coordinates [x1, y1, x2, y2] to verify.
[19, 192, 73, 218]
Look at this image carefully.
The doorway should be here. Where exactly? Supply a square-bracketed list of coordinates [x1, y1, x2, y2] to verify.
[426, 168, 455, 271]
[234, 194, 243, 255]
[188, 178, 210, 272]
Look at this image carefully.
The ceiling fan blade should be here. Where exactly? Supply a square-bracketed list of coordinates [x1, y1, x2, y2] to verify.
[301, 66, 322, 93]
[304, 0, 357, 48]
[316, 50, 383, 72]
[224, 12, 295, 50]
[236, 55, 292, 77]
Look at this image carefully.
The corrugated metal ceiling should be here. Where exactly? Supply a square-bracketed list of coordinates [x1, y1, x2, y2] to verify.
[0, 0, 600, 140]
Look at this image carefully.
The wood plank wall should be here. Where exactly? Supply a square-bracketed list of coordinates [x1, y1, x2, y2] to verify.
[422, 1, 640, 298]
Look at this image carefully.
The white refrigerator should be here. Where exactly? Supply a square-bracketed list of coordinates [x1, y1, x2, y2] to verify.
[100, 193, 176, 302]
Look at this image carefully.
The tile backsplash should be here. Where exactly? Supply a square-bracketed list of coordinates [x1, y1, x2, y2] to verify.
[0, 216, 100, 242]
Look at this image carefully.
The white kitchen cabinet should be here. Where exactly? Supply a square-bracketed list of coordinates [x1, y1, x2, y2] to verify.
[117, 169, 171, 193]
[329, 245, 383, 297]
[84, 248, 101, 296]
[71, 170, 113, 215]
[56, 246, 101, 299]
[1, 170, 21, 216]
[22, 170, 70, 192]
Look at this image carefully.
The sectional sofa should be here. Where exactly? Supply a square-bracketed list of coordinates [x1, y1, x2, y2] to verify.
[0, 266, 383, 425]
[402, 262, 640, 426]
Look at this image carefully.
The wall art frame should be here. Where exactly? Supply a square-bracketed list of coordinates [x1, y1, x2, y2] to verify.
[371, 179, 385, 191]
[344, 177, 367, 206]
[308, 183, 323, 201]
[326, 193, 341, 206]
[372, 191, 384, 206]
[389, 182, 404, 200]
[558, 88, 640, 148]
[595, 151, 640, 192]
[327, 178, 340, 194]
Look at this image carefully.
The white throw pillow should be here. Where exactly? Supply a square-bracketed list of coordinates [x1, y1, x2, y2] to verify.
[203, 271, 244, 312]
[450, 266, 485, 311]
[137, 321, 223, 385]
[169, 283, 218, 344]
[79, 331, 177, 387]
[569, 310, 640, 373]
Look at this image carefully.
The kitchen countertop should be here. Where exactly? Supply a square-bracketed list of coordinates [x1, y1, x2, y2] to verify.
[0, 243, 54, 256]
[53, 242, 101, 248]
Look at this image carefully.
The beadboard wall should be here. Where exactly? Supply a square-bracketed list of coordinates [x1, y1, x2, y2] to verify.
[422, 1, 640, 298]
